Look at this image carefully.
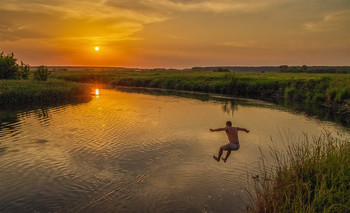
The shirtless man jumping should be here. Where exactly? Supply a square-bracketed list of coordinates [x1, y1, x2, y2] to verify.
[210, 121, 249, 162]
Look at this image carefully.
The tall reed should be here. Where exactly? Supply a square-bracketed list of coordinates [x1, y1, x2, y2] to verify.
[0, 79, 91, 107]
[247, 132, 350, 212]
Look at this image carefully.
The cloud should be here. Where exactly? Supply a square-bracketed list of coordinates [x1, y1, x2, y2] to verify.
[0, 0, 294, 44]
[0, 0, 166, 43]
[153, 0, 269, 13]
[303, 10, 350, 32]
[0, 24, 33, 41]
[220, 40, 259, 48]
[1, 0, 350, 67]
[114, 0, 293, 13]
[0, 9, 49, 41]
[1, 0, 166, 23]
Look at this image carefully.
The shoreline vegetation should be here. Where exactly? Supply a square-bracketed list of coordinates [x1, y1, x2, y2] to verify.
[53, 69, 350, 127]
[0, 79, 91, 108]
[0, 52, 91, 108]
[247, 133, 350, 212]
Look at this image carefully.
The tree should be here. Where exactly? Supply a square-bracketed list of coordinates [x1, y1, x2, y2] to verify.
[0, 52, 18, 79]
[279, 65, 289, 72]
[214, 67, 230, 72]
[19, 62, 30, 79]
[302, 65, 308, 71]
[34, 66, 51, 81]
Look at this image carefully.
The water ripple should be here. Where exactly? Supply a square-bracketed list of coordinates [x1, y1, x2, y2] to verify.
[0, 89, 348, 212]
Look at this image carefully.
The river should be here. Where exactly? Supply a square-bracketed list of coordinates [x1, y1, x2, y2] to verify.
[0, 88, 348, 212]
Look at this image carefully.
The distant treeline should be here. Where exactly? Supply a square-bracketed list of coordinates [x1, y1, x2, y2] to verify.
[279, 65, 350, 73]
[40, 66, 132, 72]
[191, 66, 350, 73]
[191, 66, 279, 72]
[36, 65, 350, 74]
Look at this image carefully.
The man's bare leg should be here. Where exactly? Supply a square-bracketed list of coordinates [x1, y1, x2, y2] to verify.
[222, 150, 231, 163]
[213, 148, 223, 162]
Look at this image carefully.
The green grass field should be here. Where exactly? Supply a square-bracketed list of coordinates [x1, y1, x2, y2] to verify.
[0, 79, 91, 107]
[52, 70, 350, 101]
[52, 69, 350, 80]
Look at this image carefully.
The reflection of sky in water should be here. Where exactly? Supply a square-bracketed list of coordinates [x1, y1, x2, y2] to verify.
[0, 89, 348, 212]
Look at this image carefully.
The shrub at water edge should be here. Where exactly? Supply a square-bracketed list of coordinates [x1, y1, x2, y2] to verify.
[0, 52, 30, 80]
[34, 65, 51, 81]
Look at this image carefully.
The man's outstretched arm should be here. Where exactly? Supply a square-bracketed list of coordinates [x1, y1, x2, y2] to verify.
[210, 128, 226, 132]
[237, 127, 250, 133]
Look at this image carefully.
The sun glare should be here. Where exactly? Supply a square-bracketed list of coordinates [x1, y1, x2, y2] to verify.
[95, 89, 99, 95]
[95, 46, 99, 51]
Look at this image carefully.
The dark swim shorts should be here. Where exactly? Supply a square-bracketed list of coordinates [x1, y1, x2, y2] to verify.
[221, 143, 240, 151]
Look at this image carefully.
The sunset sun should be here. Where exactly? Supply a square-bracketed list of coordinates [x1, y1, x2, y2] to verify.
[94, 46, 99, 51]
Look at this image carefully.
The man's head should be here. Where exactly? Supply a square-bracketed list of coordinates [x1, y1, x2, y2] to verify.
[226, 121, 232, 127]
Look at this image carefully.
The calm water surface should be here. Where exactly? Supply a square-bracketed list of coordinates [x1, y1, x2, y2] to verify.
[0, 88, 348, 212]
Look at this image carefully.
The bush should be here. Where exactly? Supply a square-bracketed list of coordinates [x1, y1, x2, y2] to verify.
[19, 62, 30, 79]
[0, 52, 18, 79]
[335, 88, 350, 102]
[0, 52, 30, 80]
[311, 92, 326, 104]
[34, 65, 51, 81]
[214, 67, 230, 72]
[326, 89, 337, 101]
[284, 87, 297, 101]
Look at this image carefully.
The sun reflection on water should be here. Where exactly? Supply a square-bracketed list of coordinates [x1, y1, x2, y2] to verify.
[0, 88, 349, 212]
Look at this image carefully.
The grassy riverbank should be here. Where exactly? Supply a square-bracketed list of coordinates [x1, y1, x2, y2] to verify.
[0, 79, 91, 107]
[53, 70, 350, 126]
[249, 133, 350, 212]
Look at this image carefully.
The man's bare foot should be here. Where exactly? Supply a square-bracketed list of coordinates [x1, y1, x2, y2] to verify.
[221, 157, 227, 163]
[213, 156, 220, 162]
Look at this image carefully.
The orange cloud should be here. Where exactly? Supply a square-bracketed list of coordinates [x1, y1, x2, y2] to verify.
[1, 0, 350, 67]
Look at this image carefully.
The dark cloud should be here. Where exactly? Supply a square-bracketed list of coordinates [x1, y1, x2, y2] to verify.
[0, 24, 42, 41]
[168, 0, 207, 3]
[105, 0, 155, 11]
[0, 9, 50, 41]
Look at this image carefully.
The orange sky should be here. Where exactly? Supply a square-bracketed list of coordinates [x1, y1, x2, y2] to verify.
[1, 0, 350, 68]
